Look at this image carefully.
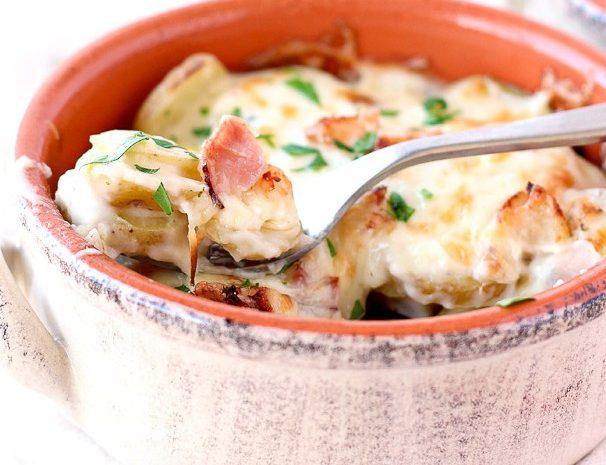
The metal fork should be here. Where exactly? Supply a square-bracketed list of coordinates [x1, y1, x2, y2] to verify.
[211, 103, 606, 272]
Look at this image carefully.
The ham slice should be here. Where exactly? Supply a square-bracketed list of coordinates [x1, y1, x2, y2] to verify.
[202, 116, 267, 198]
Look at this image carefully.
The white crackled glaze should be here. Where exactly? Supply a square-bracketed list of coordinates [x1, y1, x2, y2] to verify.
[2, 195, 605, 465]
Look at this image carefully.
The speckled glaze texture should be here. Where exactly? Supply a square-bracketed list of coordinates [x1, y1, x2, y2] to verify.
[571, 0, 606, 33]
[10, 197, 606, 465]
[7, 1, 606, 464]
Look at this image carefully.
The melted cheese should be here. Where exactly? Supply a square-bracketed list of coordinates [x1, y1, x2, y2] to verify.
[59, 53, 606, 319]
[55, 130, 302, 275]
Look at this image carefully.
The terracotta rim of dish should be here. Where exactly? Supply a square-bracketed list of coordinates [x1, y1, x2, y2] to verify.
[15, 0, 606, 337]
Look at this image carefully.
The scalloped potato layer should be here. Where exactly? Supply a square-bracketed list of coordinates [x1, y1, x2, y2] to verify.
[56, 128, 302, 277]
[61, 53, 606, 319]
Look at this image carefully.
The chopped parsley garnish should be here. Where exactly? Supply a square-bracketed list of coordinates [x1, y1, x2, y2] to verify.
[231, 107, 242, 117]
[350, 300, 365, 320]
[150, 136, 178, 149]
[174, 284, 191, 293]
[153, 182, 173, 215]
[292, 154, 328, 172]
[150, 136, 199, 159]
[81, 132, 149, 167]
[199, 106, 209, 116]
[419, 188, 433, 201]
[333, 132, 377, 158]
[81, 132, 198, 167]
[282, 144, 322, 156]
[282, 144, 328, 172]
[285, 77, 320, 105]
[495, 296, 535, 307]
[256, 133, 276, 148]
[134, 164, 160, 174]
[387, 192, 415, 222]
[192, 126, 212, 139]
[380, 108, 400, 117]
[326, 238, 336, 258]
[278, 261, 295, 274]
[353, 132, 377, 156]
[423, 97, 456, 125]
[241, 279, 259, 289]
[333, 139, 354, 153]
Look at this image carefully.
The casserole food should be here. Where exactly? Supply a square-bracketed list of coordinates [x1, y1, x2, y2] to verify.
[7, 1, 606, 464]
[56, 33, 606, 320]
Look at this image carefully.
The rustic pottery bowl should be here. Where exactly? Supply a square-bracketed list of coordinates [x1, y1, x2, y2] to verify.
[5, 1, 606, 464]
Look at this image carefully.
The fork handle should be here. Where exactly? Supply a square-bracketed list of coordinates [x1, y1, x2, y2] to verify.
[362, 102, 606, 181]
[315, 103, 606, 236]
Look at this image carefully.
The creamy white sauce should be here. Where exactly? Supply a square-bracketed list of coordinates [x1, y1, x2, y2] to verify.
[55, 130, 301, 276]
[58, 54, 606, 319]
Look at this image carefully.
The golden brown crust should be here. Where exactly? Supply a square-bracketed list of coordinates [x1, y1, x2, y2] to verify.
[306, 107, 379, 147]
[565, 196, 603, 231]
[540, 69, 593, 111]
[194, 281, 296, 315]
[258, 166, 290, 193]
[498, 182, 571, 243]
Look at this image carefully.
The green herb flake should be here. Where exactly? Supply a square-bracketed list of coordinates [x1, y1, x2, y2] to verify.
[419, 188, 434, 201]
[333, 139, 354, 153]
[282, 144, 328, 172]
[278, 261, 295, 274]
[333, 132, 377, 158]
[231, 107, 242, 117]
[174, 284, 191, 293]
[388, 192, 415, 222]
[495, 296, 535, 307]
[134, 164, 160, 174]
[150, 136, 178, 149]
[380, 108, 400, 117]
[150, 136, 199, 159]
[241, 278, 259, 289]
[285, 77, 320, 105]
[326, 238, 337, 258]
[153, 182, 173, 215]
[192, 126, 212, 139]
[281, 144, 322, 156]
[292, 154, 328, 172]
[82, 132, 199, 168]
[82, 132, 149, 167]
[353, 132, 377, 156]
[199, 106, 209, 116]
[423, 97, 457, 125]
[350, 300, 365, 320]
[256, 133, 276, 148]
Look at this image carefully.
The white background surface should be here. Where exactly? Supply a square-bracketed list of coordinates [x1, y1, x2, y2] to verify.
[2, 0, 606, 463]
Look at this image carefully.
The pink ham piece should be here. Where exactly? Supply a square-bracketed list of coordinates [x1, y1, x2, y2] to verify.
[202, 116, 267, 199]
